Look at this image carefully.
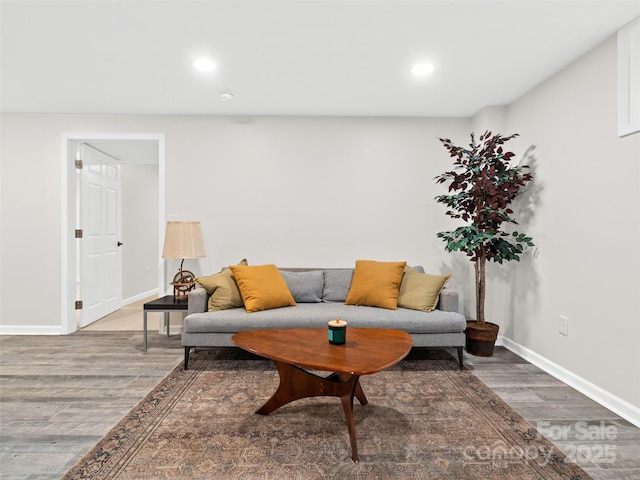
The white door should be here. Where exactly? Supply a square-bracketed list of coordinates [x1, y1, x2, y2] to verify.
[78, 143, 123, 327]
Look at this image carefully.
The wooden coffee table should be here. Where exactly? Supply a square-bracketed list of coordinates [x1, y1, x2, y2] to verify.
[231, 327, 412, 462]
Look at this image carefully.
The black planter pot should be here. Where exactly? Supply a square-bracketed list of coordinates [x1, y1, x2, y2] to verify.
[464, 321, 499, 357]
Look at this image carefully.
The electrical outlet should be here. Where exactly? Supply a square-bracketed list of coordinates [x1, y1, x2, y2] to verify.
[559, 315, 569, 336]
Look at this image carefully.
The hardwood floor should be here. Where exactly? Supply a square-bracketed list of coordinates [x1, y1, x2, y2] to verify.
[1, 327, 638, 479]
[0, 331, 182, 480]
[460, 348, 640, 480]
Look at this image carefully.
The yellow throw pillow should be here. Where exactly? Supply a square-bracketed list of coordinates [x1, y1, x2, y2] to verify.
[229, 264, 296, 313]
[196, 259, 247, 311]
[397, 266, 452, 312]
[344, 260, 407, 310]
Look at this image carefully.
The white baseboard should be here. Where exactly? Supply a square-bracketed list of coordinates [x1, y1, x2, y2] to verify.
[0, 325, 62, 335]
[157, 311, 185, 336]
[500, 336, 640, 428]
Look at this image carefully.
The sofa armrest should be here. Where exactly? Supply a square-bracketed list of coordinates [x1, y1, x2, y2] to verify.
[437, 288, 459, 313]
[188, 286, 209, 314]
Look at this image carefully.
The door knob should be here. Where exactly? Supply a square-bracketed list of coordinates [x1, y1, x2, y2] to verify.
[117, 241, 123, 247]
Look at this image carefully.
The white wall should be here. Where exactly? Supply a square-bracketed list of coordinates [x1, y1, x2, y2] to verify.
[168, 116, 469, 272]
[121, 164, 158, 301]
[0, 114, 470, 329]
[467, 36, 639, 414]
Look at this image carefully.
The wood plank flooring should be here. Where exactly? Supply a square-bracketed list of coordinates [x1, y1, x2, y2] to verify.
[461, 349, 640, 480]
[1, 329, 638, 479]
[0, 331, 182, 480]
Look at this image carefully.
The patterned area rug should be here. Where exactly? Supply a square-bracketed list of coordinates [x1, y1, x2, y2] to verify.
[63, 348, 589, 479]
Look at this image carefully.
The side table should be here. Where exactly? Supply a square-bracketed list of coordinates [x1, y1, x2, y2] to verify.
[142, 295, 188, 352]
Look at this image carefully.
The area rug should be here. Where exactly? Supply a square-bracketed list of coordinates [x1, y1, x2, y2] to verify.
[62, 348, 589, 479]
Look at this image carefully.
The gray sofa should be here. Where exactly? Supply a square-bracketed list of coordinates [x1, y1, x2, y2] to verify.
[182, 267, 466, 369]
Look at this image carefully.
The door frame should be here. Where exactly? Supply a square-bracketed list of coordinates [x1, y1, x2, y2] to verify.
[61, 133, 166, 334]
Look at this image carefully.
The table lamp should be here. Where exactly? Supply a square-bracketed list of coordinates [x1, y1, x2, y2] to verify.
[161, 221, 206, 297]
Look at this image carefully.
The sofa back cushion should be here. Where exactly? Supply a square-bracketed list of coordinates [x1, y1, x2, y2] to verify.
[322, 269, 354, 302]
[280, 270, 324, 303]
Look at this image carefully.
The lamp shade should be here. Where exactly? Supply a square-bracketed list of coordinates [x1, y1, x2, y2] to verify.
[161, 221, 206, 259]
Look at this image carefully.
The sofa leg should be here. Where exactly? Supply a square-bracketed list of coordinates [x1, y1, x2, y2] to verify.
[184, 346, 191, 370]
[456, 347, 464, 369]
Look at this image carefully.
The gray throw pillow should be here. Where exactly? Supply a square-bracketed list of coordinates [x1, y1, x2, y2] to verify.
[322, 269, 354, 302]
[279, 270, 324, 303]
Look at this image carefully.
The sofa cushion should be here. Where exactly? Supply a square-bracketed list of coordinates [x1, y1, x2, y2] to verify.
[280, 270, 324, 303]
[229, 264, 296, 313]
[196, 258, 247, 311]
[183, 303, 466, 335]
[322, 269, 354, 302]
[345, 260, 407, 310]
[398, 266, 452, 312]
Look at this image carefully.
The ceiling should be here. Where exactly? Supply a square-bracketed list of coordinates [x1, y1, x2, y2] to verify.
[2, 1, 640, 118]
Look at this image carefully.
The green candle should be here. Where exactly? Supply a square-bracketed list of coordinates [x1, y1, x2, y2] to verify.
[328, 319, 347, 345]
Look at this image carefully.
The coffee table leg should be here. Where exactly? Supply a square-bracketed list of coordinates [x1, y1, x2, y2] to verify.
[256, 360, 333, 414]
[256, 360, 363, 462]
[338, 373, 361, 463]
[327, 372, 368, 406]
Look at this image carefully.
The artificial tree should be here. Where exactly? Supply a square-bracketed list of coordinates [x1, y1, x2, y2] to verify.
[434, 131, 534, 355]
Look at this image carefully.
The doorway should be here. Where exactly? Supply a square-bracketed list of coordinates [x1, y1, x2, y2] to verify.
[62, 134, 166, 334]
[77, 142, 123, 327]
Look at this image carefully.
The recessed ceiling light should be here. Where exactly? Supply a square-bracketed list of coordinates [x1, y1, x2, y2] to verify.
[412, 63, 434, 77]
[193, 58, 216, 72]
[220, 92, 234, 102]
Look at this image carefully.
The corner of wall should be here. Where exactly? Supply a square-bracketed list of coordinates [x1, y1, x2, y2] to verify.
[471, 106, 508, 134]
